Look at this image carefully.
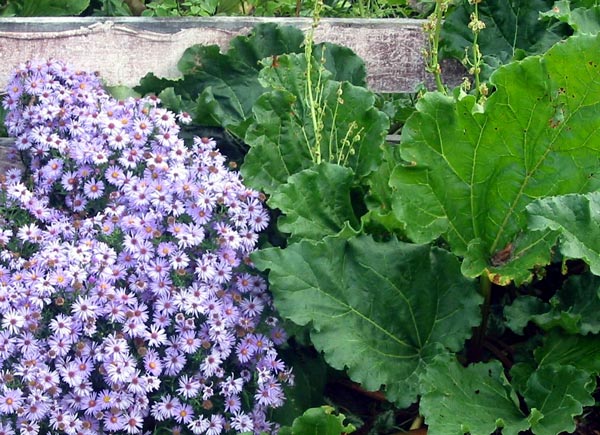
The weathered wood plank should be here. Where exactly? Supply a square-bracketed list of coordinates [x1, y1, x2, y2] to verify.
[0, 17, 463, 93]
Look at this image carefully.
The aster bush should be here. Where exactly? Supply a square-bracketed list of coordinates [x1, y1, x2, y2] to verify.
[0, 59, 292, 435]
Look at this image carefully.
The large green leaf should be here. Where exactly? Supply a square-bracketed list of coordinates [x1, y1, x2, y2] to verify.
[391, 35, 600, 284]
[527, 192, 600, 275]
[268, 163, 360, 242]
[419, 355, 529, 435]
[441, 0, 566, 79]
[176, 43, 274, 136]
[522, 364, 596, 435]
[242, 53, 388, 195]
[550, 274, 600, 334]
[251, 235, 481, 407]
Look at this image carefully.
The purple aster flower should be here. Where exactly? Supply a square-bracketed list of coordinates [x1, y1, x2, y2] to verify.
[173, 402, 194, 424]
[83, 178, 105, 200]
[0, 389, 23, 413]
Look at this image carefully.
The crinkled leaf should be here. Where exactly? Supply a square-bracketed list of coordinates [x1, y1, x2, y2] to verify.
[419, 355, 529, 435]
[251, 235, 481, 407]
[279, 406, 355, 435]
[240, 90, 311, 194]
[242, 53, 388, 194]
[535, 329, 600, 375]
[522, 364, 596, 435]
[550, 273, 600, 334]
[506, 274, 600, 334]
[256, 44, 367, 92]
[504, 295, 551, 335]
[527, 192, 600, 275]
[441, 0, 566, 79]
[268, 163, 360, 242]
[461, 232, 559, 286]
[224, 24, 305, 74]
[391, 35, 600, 285]
[178, 44, 269, 135]
[133, 72, 178, 101]
[510, 362, 537, 394]
[313, 43, 367, 87]
[362, 144, 406, 236]
[541, 0, 600, 34]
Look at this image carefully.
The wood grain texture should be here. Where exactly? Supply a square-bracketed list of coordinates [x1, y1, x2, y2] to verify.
[0, 17, 463, 93]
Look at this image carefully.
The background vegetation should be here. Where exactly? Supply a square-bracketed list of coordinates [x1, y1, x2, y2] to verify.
[1, 1, 599, 435]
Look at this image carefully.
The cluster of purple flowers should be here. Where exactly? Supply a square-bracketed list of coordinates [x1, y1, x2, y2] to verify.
[0, 59, 291, 435]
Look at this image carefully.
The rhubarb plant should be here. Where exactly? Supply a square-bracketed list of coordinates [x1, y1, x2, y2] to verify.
[246, 7, 600, 435]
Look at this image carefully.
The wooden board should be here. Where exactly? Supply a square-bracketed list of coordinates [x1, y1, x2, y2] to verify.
[0, 17, 463, 93]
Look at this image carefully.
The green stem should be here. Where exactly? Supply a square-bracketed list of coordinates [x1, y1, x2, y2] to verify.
[304, 0, 324, 164]
[429, 0, 447, 94]
[357, 0, 365, 17]
[474, 273, 492, 351]
[472, 2, 482, 98]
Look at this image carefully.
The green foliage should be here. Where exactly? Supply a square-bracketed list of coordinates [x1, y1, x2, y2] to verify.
[361, 143, 406, 237]
[241, 52, 387, 194]
[534, 330, 600, 375]
[521, 364, 596, 435]
[268, 163, 360, 242]
[0, 0, 89, 16]
[421, 355, 597, 435]
[506, 273, 600, 335]
[441, 0, 568, 80]
[131, 0, 252, 16]
[527, 192, 600, 275]
[391, 34, 600, 285]
[278, 406, 355, 435]
[86, 0, 133, 15]
[420, 356, 529, 435]
[541, 0, 600, 34]
[252, 235, 482, 408]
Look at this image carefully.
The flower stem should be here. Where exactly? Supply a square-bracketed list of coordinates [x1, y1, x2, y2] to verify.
[425, 0, 448, 94]
[473, 273, 492, 351]
[304, 0, 324, 164]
